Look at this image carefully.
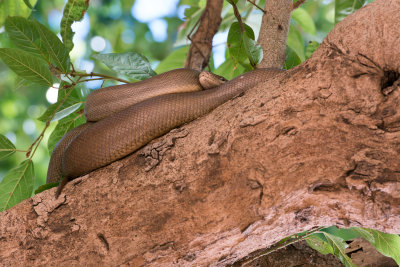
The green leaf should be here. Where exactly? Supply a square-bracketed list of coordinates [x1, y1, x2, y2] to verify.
[287, 24, 305, 62]
[283, 46, 301, 70]
[291, 8, 316, 35]
[350, 227, 375, 243]
[93, 52, 156, 80]
[0, 0, 38, 26]
[5, 16, 42, 57]
[227, 22, 256, 64]
[305, 41, 320, 59]
[47, 114, 85, 154]
[38, 85, 81, 122]
[38, 104, 60, 122]
[176, 7, 203, 43]
[57, 81, 82, 101]
[335, 0, 367, 24]
[5, 17, 70, 73]
[52, 103, 82, 122]
[34, 20, 70, 73]
[0, 48, 53, 85]
[308, 226, 400, 265]
[322, 232, 356, 267]
[179, 0, 200, 6]
[34, 182, 58, 194]
[214, 59, 248, 80]
[227, 0, 239, 4]
[321, 226, 360, 241]
[39, 102, 82, 123]
[155, 46, 189, 74]
[243, 34, 263, 65]
[361, 228, 400, 264]
[184, 6, 200, 18]
[306, 234, 334, 255]
[0, 160, 34, 211]
[220, 13, 237, 32]
[60, 0, 89, 52]
[0, 134, 16, 160]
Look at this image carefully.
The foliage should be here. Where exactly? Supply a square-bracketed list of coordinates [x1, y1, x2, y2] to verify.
[93, 52, 156, 81]
[60, 0, 89, 52]
[0, 160, 34, 211]
[1, 0, 398, 265]
[0, 134, 16, 160]
[305, 227, 400, 266]
[0, 0, 38, 25]
[334, 0, 375, 24]
[243, 225, 399, 266]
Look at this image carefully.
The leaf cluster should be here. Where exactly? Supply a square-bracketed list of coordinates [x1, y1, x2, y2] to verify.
[0, 2, 160, 210]
[305, 226, 400, 266]
[0, 14, 72, 210]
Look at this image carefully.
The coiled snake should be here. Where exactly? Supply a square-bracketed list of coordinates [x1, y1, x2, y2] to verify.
[47, 68, 283, 196]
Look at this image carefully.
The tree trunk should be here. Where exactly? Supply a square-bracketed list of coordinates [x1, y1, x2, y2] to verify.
[1, 0, 399, 266]
[257, 0, 292, 68]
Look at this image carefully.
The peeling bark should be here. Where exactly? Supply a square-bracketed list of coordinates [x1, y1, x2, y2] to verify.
[1, 0, 400, 266]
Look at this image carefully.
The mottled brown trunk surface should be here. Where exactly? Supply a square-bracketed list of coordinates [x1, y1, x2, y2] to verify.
[257, 0, 292, 68]
[1, 0, 399, 266]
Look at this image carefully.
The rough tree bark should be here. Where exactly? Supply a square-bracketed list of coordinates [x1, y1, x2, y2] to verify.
[1, 0, 399, 266]
[257, 0, 292, 68]
[184, 0, 223, 71]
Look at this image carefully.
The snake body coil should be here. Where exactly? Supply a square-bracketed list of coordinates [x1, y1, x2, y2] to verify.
[47, 68, 282, 194]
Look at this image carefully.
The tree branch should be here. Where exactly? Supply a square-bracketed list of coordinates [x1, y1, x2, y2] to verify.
[257, 0, 292, 68]
[184, 0, 223, 71]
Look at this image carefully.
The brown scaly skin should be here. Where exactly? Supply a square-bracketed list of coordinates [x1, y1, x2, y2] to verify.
[47, 68, 283, 197]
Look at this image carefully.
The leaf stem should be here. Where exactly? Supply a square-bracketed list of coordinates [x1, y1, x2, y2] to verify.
[230, 1, 257, 68]
[77, 77, 114, 83]
[71, 71, 130, 84]
[26, 84, 75, 159]
[14, 149, 28, 153]
[246, 0, 265, 13]
[0, 149, 28, 153]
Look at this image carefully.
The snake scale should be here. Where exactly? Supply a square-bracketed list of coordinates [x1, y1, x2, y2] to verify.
[47, 68, 283, 196]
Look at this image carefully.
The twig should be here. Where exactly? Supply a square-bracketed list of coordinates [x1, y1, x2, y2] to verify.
[71, 71, 130, 84]
[293, 0, 306, 10]
[230, 1, 257, 68]
[77, 77, 114, 83]
[65, 74, 75, 83]
[2, 149, 28, 153]
[186, 18, 210, 69]
[25, 61, 127, 161]
[14, 149, 28, 152]
[26, 84, 75, 158]
[184, 0, 223, 70]
[247, 0, 266, 13]
[231, 2, 245, 34]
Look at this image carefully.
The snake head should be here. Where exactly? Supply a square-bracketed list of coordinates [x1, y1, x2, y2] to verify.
[199, 71, 227, 89]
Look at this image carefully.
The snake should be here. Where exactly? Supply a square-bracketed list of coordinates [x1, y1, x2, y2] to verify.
[47, 68, 283, 196]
